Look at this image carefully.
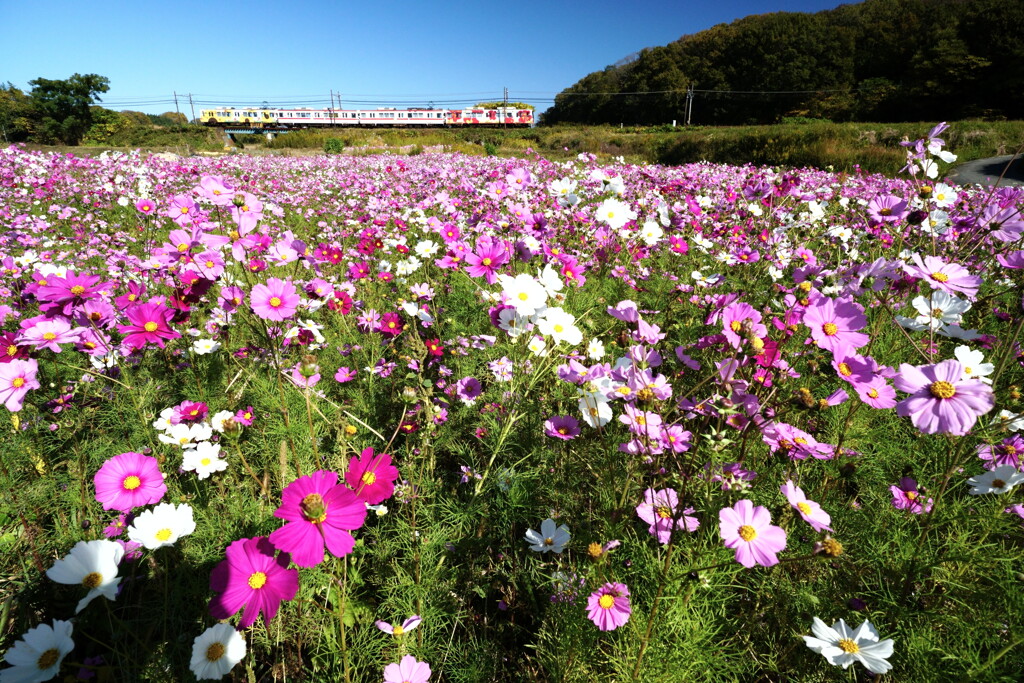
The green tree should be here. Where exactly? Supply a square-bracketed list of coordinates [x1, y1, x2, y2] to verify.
[28, 73, 110, 145]
[0, 83, 37, 142]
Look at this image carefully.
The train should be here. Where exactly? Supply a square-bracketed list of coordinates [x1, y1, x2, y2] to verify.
[198, 105, 534, 128]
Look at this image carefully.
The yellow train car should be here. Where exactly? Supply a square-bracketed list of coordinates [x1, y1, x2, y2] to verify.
[199, 108, 278, 127]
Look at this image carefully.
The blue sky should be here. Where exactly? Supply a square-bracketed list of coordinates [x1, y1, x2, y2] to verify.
[2, 0, 855, 118]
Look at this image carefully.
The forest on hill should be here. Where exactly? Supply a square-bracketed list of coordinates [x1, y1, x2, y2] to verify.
[542, 0, 1024, 126]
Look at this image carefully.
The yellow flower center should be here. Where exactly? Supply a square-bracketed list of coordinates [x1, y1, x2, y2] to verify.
[392, 625, 405, 636]
[796, 502, 811, 515]
[269, 296, 282, 308]
[822, 322, 838, 336]
[36, 648, 60, 670]
[248, 571, 267, 589]
[70, 285, 86, 295]
[636, 416, 646, 426]
[482, 257, 492, 266]
[144, 322, 158, 332]
[837, 638, 860, 654]
[607, 211, 615, 219]
[738, 525, 758, 542]
[656, 505, 672, 519]
[82, 572, 102, 589]
[929, 381, 956, 399]
[868, 388, 879, 398]
[7, 344, 16, 356]
[930, 272, 949, 283]
[155, 528, 172, 541]
[12, 377, 25, 388]
[180, 207, 189, 215]
[517, 292, 528, 301]
[361, 471, 377, 486]
[554, 324, 564, 333]
[43, 332, 57, 340]
[123, 475, 141, 490]
[206, 642, 225, 662]
[201, 458, 211, 466]
[1005, 446, 1017, 455]
[838, 362, 852, 376]
[598, 594, 615, 609]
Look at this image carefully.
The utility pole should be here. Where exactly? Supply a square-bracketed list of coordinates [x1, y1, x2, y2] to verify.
[503, 86, 508, 129]
[329, 89, 334, 126]
[685, 85, 694, 126]
[173, 91, 181, 123]
[188, 93, 196, 124]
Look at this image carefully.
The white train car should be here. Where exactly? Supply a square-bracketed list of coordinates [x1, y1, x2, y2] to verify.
[200, 106, 534, 128]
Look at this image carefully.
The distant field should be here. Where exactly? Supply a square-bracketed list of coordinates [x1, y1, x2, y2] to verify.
[19, 119, 1024, 177]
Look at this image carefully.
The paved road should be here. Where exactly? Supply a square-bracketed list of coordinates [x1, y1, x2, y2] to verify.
[947, 154, 1024, 187]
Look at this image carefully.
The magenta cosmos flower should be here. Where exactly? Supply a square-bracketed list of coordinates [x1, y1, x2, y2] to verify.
[94, 452, 167, 511]
[345, 447, 400, 505]
[803, 297, 869, 353]
[0, 358, 40, 412]
[719, 499, 787, 568]
[780, 481, 832, 533]
[118, 302, 181, 349]
[894, 359, 994, 435]
[586, 582, 631, 631]
[269, 470, 367, 567]
[209, 536, 299, 628]
[383, 655, 431, 683]
[250, 278, 299, 322]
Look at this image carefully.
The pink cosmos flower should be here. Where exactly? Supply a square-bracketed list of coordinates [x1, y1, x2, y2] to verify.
[334, 367, 356, 383]
[904, 253, 982, 299]
[18, 318, 80, 353]
[345, 447, 400, 505]
[890, 477, 932, 514]
[866, 195, 909, 223]
[720, 301, 767, 350]
[383, 655, 431, 683]
[544, 415, 581, 440]
[250, 278, 299, 322]
[0, 358, 40, 412]
[719, 499, 787, 568]
[855, 377, 898, 409]
[894, 359, 994, 435]
[781, 481, 832, 532]
[118, 302, 181, 349]
[803, 297, 869, 352]
[586, 582, 631, 631]
[268, 470, 367, 567]
[93, 452, 167, 512]
[35, 271, 111, 316]
[209, 536, 299, 628]
[375, 615, 421, 636]
[635, 487, 699, 544]
[135, 198, 157, 215]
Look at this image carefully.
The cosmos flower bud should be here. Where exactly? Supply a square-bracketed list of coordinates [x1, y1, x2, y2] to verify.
[299, 355, 319, 378]
[221, 418, 243, 440]
[401, 386, 418, 403]
[232, 194, 247, 208]
[299, 493, 327, 523]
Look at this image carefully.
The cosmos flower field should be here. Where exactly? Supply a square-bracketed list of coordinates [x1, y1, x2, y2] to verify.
[1, 126, 1023, 681]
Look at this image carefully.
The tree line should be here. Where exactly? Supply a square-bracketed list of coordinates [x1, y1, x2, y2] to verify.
[1, 74, 187, 145]
[541, 0, 1024, 126]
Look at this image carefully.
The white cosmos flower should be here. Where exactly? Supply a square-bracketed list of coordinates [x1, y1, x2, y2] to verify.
[595, 198, 636, 230]
[538, 264, 564, 298]
[524, 518, 571, 553]
[966, 465, 1024, 495]
[536, 307, 582, 346]
[128, 502, 196, 550]
[578, 393, 613, 428]
[158, 423, 213, 449]
[1, 620, 75, 683]
[497, 308, 531, 339]
[190, 623, 246, 681]
[803, 617, 894, 674]
[528, 335, 550, 357]
[639, 221, 664, 246]
[414, 240, 439, 258]
[996, 410, 1024, 432]
[182, 441, 227, 479]
[931, 183, 957, 209]
[548, 178, 577, 198]
[953, 345, 994, 384]
[192, 339, 221, 355]
[498, 274, 548, 316]
[587, 338, 606, 360]
[910, 290, 971, 330]
[152, 407, 175, 433]
[210, 410, 236, 433]
[46, 540, 124, 613]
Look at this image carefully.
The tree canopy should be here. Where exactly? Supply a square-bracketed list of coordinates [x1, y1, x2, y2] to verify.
[27, 73, 110, 144]
[542, 0, 1024, 125]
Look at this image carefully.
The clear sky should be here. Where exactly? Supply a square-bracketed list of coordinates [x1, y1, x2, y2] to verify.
[2, 0, 856, 118]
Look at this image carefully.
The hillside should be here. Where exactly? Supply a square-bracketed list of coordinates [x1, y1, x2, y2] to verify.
[542, 0, 1024, 125]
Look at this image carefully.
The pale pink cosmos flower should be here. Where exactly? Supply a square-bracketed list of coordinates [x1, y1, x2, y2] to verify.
[635, 487, 699, 544]
[383, 655, 431, 683]
[781, 481, 832, 533]
[719, 499, 787, 568]
[375, 615, 421, 636]
[894, 359, 994, 435]
[0, 358, 40, 411]
[586, 582, 631, 631]
[904, 253, 982, 299]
